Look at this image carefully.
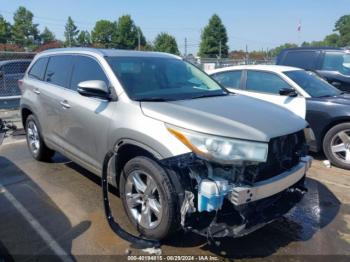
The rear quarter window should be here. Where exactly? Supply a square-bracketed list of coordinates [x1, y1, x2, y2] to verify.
[28, 57, 49, 80]
[282, 51, 318, 69]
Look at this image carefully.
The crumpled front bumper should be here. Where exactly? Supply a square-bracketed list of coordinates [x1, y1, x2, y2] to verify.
[186, 175, 308, 238]
[184, 156, 312, 238]
[229, 156, 312, 206]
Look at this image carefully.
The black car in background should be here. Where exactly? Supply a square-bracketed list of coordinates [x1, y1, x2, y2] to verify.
[0, 59, 31, 109]
[276, 47, 350, 92]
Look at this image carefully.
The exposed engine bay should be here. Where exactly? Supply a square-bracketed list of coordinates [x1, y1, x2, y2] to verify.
[159, 130, 311, 238]
[102, 129, 312, 247]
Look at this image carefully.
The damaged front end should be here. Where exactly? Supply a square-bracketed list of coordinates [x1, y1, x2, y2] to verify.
[160, 130, 312, 238]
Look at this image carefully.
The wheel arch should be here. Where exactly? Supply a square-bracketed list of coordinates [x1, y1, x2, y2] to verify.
[112, 140, 163, 190]
[21, 105, 34, 128]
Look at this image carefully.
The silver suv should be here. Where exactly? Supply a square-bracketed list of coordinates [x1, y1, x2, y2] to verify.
[20, 48, 312, 240]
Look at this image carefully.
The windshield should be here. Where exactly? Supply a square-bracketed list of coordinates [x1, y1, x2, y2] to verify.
[107, 56, 227, 101]
[322, 51, 350, 75]
[284, 70, 342, 98]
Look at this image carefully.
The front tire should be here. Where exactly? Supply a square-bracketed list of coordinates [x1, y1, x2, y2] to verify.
[119, 156, 179, 240]
[323, 122, 350, 170]
[25, 115, 55, 161]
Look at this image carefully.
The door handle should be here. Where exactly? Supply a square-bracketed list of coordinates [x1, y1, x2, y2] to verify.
[60, 100, 71, 109]
[33, 88, 41, 95]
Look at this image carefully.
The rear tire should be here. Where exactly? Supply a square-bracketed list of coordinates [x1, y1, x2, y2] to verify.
[119, 156, 179, 240]
[323, 122, 350, 170]
[25, 114, 55, 161]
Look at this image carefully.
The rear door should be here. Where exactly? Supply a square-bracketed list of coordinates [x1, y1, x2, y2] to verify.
[41, 55, 74, 146]
[59, 55, 113, 171]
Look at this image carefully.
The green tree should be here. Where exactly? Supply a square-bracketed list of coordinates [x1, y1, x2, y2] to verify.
[0, 15, 11, 43]
[199, 14, 229, 58]
[11, 6, 39, 47]
[77, 30, 91, 47]
[153, 33, 179, 55]
[40, 27, 55, 44]
[113, 15, 145, 49]
[142, 41, 154, 51]
[270, 43, 298, 57]
[91, 20, 116, 48]
[334, 15, 350, 46]
[324, 33, 340, 47]
[64, 16, 79, 47]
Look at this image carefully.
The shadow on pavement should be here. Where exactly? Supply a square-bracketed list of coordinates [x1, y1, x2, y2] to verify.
[164, 178, 343, 258]
[0, 156, 91, 261]
[10, 148, 343, 259]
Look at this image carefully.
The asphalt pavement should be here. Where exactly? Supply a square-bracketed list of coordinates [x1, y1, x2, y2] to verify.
[0, 137, 349, 261]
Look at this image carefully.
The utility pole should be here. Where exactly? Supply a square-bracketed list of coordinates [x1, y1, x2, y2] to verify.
[137, 29, 141, 51]
[184, 37, 187, 58]
[245, 44, 248, 64]
[219, 40, 222, 59]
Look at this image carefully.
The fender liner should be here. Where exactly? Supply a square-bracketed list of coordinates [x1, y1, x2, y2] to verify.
[102, 150, 160, 248]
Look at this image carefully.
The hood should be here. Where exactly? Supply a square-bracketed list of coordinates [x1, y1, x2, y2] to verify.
[317, 93, 350, 105]
[141, 94, 307, 142]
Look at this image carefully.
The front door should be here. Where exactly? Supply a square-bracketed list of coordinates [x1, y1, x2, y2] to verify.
[58, 55, 113, 171]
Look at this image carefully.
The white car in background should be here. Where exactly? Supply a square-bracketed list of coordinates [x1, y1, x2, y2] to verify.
[208, 65, 350, 170]
[208, 65, 308, 119]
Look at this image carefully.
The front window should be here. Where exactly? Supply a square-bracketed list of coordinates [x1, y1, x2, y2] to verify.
[107, 56, 227, 101]
[322, 52, 350, 75]
[284, 70, 342, 98]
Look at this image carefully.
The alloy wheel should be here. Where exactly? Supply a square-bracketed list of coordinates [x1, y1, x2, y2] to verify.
[124, 170, 163, 229]
[27, 120, 40, 155]
[331, 129, 350, 164]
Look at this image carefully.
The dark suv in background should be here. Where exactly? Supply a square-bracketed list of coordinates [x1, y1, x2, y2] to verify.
[276, 47, 350, 92]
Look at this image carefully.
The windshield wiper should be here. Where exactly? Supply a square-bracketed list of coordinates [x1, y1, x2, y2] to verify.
[135, 97, 171, 102]
[191, 92, 228, 99]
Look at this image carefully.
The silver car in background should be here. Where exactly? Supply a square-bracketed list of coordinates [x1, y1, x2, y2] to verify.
[20, 48, 312, 240]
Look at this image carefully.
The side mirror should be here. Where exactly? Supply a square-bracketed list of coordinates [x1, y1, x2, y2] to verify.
[77, 80, 110, 100]
[279, 88, 297, 97]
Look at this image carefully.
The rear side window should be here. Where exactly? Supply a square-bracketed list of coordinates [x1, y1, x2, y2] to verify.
[45, 55, 73, 88]
[28, 57, 48, 80]
[282, 51, 318, 69]
[70, 56, 108, 91]
[246, 71, 291, 94]
[212, 71, 242, 88]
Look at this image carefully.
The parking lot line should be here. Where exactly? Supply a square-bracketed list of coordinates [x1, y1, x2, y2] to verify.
[0, 184, 74, 262]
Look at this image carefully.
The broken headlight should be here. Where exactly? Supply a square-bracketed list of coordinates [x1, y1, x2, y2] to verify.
[166, 125, 268, 164]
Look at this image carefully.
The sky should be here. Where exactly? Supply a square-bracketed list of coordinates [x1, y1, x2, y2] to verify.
[0, 0, 348, 54]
